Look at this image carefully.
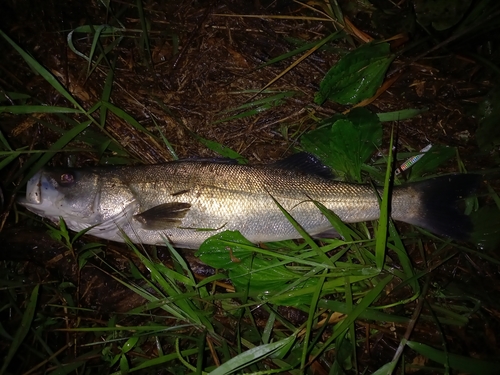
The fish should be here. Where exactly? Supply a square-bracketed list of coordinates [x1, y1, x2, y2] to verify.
[18, 153, 480, 249]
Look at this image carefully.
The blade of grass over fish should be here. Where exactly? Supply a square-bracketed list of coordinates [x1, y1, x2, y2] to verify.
[210, 335, 296, 375]
[16, 120, 92, 186]
[315, 42, 395, 105]
[311, 201, 359, 241]
[0, 30, 85, 113]
[0, 284, 39, 375]
[310, 275, 392, 364]
[267, 193, 333, 267]
[407, 341, 499, 375]
[0, 105, 82, 114]
[375, 128, 394, 270]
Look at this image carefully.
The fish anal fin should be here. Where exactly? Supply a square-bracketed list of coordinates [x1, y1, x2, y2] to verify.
[134, 202, 191, 230]
[312, 228, 340, 239]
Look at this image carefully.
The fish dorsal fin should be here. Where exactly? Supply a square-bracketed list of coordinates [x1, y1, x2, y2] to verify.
[133, 202, 191, 230]
[183, 157, 239, 165]
[271, 152, 334, 179]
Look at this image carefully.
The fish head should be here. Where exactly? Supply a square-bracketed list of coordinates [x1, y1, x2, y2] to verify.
[18, 168, 102, 225]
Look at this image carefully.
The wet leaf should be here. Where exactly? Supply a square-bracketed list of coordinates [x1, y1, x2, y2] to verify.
[197, 231, 318, 305]
[315, 42, 394, 105]
[301, 108, 382, 181]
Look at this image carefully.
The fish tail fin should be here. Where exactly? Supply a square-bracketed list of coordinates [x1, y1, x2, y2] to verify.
[393, 174, 481, 240]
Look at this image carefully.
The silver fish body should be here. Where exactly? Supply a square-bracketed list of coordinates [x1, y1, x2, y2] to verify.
[18, 154, 479, 248]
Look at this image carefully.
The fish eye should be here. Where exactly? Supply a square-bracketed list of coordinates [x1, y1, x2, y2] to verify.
[60, 173, 75, 185]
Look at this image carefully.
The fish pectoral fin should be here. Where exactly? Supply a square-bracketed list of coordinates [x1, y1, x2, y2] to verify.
[133, 202, 191, 230]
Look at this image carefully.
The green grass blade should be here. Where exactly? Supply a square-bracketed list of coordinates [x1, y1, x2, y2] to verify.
[0, 105, 82, 114]
[136, 0, 152, 66]
[310, 275, 392, 363]
[375, 128, 394, 270]
[377, 108, 428, 122]
[0, 284, 39, 375]
[407, 341, 499, 375]
[0, 151, 21, 171]
[16, 120, 92, 185]
[210, 335, 296, 375]
[100, 61, 115, 128]
[0, 29, 85, 112]
[193, 134, 247, 163]
[100, 101, 152, 134]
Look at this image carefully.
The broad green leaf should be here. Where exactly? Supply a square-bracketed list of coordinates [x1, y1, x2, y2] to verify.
[197, 231, 318, 305]
[302, 108, 382, 181]
[315, 42, 395, 105]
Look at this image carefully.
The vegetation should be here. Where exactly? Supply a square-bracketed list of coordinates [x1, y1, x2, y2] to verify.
[1, 0, 500, 374]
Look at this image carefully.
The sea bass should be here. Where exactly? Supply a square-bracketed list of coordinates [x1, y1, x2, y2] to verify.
[18, 153, 479, 249]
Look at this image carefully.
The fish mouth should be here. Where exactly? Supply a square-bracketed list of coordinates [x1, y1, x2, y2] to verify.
[17, 171, 63, 219]
[19, 171, 44, 206]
